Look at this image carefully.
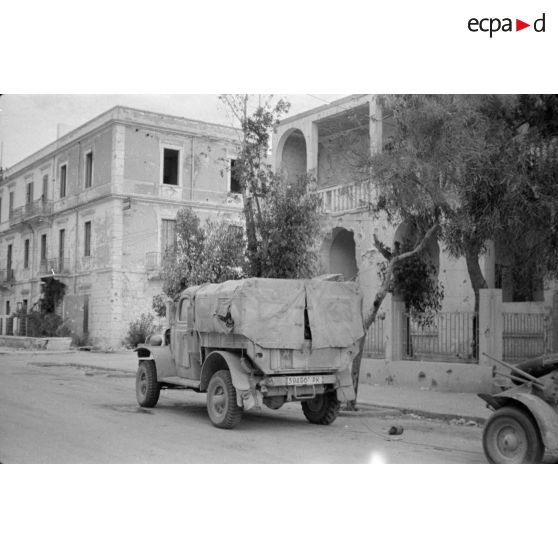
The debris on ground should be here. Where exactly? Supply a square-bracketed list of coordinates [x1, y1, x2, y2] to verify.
[388, 426, 404, 435]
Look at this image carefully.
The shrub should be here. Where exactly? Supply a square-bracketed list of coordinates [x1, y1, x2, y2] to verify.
[124, 313, 156, 348]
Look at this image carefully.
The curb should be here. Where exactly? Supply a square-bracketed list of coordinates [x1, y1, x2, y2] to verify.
[30, 361, 136, 375]
[354, 401, 487, 424]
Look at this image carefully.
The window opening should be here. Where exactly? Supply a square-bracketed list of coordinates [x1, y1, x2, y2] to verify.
[163, 148, 179, 185]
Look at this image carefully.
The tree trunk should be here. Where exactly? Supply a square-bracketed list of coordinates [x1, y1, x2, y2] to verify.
[243, 197, 259, 276]
[464, 244, 488, 360]
[464, 245, 488, 313]
[345, 222, 440, 411]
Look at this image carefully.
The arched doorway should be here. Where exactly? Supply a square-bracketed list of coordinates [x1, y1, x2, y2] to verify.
[329, 228, 358, 281]
[277, 128, 307, 183]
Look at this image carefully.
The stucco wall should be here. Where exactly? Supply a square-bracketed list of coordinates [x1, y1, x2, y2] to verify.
[122, 125, 237, 205]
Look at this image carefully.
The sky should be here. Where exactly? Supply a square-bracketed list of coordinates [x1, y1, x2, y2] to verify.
[0, 94, 345, 169]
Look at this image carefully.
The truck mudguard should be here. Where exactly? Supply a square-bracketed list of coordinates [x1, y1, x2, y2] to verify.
[495, 391, 558, 452]
[200, 350, 250, 392]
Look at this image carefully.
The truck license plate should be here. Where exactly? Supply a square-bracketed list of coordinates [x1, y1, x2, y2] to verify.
[287, 375, 323, 386]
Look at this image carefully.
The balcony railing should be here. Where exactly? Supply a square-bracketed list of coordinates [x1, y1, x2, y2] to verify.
[319, 182, 375, 214]
[0, 269, 15, 284]
[9, 199, 53, 226]
[39, 258, 71, 275]
[146, 252, 161, 271]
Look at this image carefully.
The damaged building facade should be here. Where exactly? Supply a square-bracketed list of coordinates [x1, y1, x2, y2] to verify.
[0, 106, 242, 346]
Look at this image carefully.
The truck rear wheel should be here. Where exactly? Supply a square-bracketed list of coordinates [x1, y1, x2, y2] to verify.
[136, 360, 160, 408]
[207, 370, 243, 429]
[483, 406, 543, 464]
[302, 392, 340, 425]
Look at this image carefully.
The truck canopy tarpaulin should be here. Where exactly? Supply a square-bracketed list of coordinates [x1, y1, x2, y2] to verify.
[189, 278, 364, 350]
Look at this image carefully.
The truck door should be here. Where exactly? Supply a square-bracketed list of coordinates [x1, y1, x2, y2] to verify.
[173, 296, 201, 380]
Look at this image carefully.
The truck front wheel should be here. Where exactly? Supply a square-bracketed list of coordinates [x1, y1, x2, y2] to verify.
[136, 360, 160, 408]
[302, 392, 340, 425]
[207, 370, 243, 429]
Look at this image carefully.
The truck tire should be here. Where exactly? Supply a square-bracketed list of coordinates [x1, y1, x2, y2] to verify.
[301, 392, 340, 425]
[136, 360, 160, 408]
[483, 406, 544, 464]
[206, 370, 243, 429]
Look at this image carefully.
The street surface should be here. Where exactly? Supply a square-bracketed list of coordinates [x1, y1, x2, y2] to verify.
[0, 352, 486, 463]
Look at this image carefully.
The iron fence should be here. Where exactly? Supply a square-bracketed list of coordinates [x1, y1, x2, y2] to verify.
[402, 311, 478, 363]
[503, 312, 550, 362]
[363, 318, 386, 358]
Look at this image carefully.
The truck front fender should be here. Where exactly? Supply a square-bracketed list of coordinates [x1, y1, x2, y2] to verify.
[494, 392, 558, 453]
[134, 344, 176, 380]
[200, 351, 250, 393]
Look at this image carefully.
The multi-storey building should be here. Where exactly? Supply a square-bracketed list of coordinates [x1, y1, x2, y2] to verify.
[0, 106, 242, 346]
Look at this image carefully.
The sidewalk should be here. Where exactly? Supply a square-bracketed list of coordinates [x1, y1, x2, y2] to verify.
[5, 347, 491, 423]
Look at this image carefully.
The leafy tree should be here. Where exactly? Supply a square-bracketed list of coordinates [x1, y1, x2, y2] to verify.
[152, 294, 167, 317]
[367, 94, 558, 312]
[220, 95, 322, 278]
[161, 207, 245, 299]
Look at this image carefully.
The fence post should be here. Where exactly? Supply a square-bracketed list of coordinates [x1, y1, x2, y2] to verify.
[479, 289, 503, 367]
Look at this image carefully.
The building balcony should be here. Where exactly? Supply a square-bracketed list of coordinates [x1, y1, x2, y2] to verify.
[319, 182, 375, 214]
[145, 251, 174, 279]
[9, 199, 54, 227]
[0, 268, 15, 285]
[146, 252, 161, 271]
[39, 258, 72, 276]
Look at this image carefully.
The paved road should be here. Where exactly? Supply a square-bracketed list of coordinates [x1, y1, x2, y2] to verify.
[0, 353, 486, 463]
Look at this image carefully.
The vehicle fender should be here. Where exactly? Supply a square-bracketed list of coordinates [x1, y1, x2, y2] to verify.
[495, 392, 558, 453]
[335, 366, 355, 402]
[200, 351, 250, 392]
[134, 344, 176, 380]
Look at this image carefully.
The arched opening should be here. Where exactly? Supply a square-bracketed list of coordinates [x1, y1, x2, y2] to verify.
[278, 128, 307, 183]
[329, 228, 358, 281]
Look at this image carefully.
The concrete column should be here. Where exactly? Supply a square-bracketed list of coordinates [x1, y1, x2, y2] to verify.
[369, 96, 383, 155]
[479, 288, 503, 367]
[305, 122, 319, 177]
[387, 296, 406, 361]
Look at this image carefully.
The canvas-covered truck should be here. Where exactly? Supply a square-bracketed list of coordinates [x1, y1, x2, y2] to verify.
[134, 277, 364, 429]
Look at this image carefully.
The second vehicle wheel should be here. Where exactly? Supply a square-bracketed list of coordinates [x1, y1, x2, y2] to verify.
[301, 392, 340, 425]
[483, 406, 544, 464]
[206, 370, 243, 429]
[136, 360, 161, 408]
